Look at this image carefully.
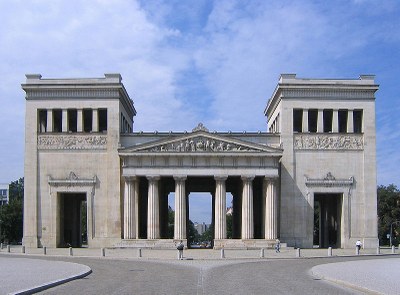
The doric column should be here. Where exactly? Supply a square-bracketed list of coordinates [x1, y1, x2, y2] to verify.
[347, 109, 354, 133]
[214, 176, 227, 240]
[92, 109, 99, 132]
[62, 109, 68, 132]
[317, 109, 324, 133]
[264, 177, 278, 240]
[46, 109, 53, 132]
[174, 176, 187, 240]
[241, 176, 255, 239]
[332, 109, 339, 132]
[147, 176, 160, 239]
[123, 176, 138, 239]
[77, 109, 83, 132]
[302, 109, 308, 132]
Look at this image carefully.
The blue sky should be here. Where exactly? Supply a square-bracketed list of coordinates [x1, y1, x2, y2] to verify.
[0, 0, 399, 222]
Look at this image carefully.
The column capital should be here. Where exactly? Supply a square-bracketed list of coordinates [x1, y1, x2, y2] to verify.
[123, 175, 137, 182]
[264, 176, 279, 184]
[214, 175, 228, 181]
[241, 175, 255, 182]
[147, 175, 160, 182]
[173, 175, 187, 181]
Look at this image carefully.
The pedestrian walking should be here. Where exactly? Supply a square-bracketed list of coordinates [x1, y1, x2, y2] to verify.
[356, 239, 362, 251]
[275, 239, 281, 253]
[176, 240, 184, 260]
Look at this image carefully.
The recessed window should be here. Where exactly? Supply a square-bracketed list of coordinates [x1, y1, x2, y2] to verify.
[53, 109, 62, 132]
[293, 109, 303, 132]
[83, 109, 93, 132]
[38, 109, 47, 133]
[353, 110, 363, 133]
[323, 109, 333, 133]
[308, 109, 318, 133]
[68, 109, 77, 132]
[98, 109, 107, 132]
[338, 109, 348, 133]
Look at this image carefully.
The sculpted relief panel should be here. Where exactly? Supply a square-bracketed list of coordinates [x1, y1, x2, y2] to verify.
[294, 134, 363, 150]
[149, 137, 253, 152]
[38, 134, 107, 150]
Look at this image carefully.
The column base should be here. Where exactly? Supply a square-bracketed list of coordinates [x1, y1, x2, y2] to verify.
[115, 239, 187, 249]
[213, 239, 287, 249]
[22, 236, 39, 248]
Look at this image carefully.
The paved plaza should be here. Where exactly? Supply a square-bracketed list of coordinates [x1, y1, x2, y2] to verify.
[1, 246, 399, 294]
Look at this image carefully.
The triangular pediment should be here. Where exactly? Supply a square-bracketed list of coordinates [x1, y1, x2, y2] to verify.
[120, 130, 282, 155]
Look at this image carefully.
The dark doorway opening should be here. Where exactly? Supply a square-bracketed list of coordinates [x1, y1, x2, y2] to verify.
[60, 193, 87, 247]
[314, 193, 342, 248]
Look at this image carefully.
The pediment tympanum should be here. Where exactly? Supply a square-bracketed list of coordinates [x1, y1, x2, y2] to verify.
[120, 124, 282, 155]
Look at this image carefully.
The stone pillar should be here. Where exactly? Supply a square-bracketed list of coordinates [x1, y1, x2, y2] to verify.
[123, 176, 138, 239]
[214, 176, 227, 240]
[147, 176, 160, 239]
[77, 109, 83, 132]
[347, 109, 354, 133]
[317, 109, 324, 133]
[174, 176, 187, 240]
[46, 109, 53, 132]
[241, 176, 255, 239]
[332, 109, 339, 132]
[92, 109, 99, 132]
[62, 109, 68, 132]
[302, 109, 308, 132]
[264, 177, 278, 240]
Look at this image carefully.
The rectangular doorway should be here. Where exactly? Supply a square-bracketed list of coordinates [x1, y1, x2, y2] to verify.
[59, 193, 87, 247]
[314, 193, 342, 248]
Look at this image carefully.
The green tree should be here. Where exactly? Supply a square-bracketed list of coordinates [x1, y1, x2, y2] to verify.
[187, 219, 200, 244]
[168, 206, 174, 238]
[9, 177, 24, 200]
[0, 198, 23, 243]
[0, 177, 24, 244]
[377, 184, 400, 246]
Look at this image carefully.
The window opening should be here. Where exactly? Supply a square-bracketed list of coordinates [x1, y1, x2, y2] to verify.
[98, 109, 107, 132]
[293, 109, 303, 132]
[68, 109, 77, 132]
[38, 109, 47, 133]
[353, 110, 363, 133]
[53, 109, 62, 132]
[338, 109, 348, 133]
[323, 109, 333, 132]
[83, 109, 93, 132]
[308, 109, 318, 133]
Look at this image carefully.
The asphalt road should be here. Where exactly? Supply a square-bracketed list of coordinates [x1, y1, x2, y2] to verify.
[33, 256, 381, 295]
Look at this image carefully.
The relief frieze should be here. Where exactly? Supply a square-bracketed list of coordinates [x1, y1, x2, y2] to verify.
[294, 134, 363, 150]
[38, 134, 107, 150]
[148, 137, 253, 152]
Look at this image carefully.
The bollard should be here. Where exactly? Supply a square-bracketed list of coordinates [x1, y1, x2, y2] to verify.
[376, 247, 380, 255]
[296, 248, 301, 258]
[391, 245, 395, 254]
[22, 245, 25, 254]
[101, 248, 105, 257]
[7, 245, 10, 253]
[260, 248, 265, 258]
[177, 250, 180, 260]
[138, 248, 142, 258]
[220, 248, 225, 259]
[328, 247, 332, 257]
[0, 242, 3, 249]
[356, 247, 359, 255]
[69, 247, 73, 256]
[43, 246, 47, 255]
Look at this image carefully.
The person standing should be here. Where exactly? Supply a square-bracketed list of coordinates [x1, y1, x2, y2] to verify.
[356, 239, 362, 251]
[176, 240, 184, 260]
[275, 239, 281, 253]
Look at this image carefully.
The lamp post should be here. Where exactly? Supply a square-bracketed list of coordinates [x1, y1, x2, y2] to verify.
[390, 220, 400, 247]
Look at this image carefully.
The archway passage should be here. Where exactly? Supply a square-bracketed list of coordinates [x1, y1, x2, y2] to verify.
[314, 193, 342, 248]
[60, 193, 87, 247]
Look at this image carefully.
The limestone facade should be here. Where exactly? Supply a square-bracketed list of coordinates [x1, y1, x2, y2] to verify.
[22, 73, 379, 249]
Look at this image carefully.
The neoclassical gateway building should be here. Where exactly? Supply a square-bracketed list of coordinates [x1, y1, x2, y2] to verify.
[22, 73, 379, 249]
